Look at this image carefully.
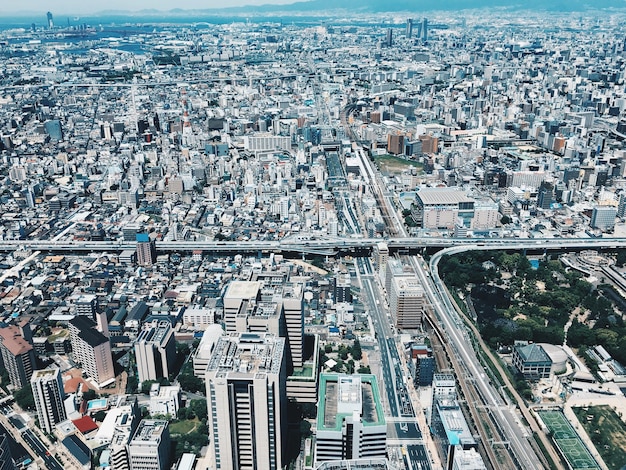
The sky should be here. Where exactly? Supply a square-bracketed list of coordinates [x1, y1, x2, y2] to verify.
[0, 0, 298, 15]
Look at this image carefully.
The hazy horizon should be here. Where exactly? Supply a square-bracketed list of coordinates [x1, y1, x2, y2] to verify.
[0, 0, 298, 16]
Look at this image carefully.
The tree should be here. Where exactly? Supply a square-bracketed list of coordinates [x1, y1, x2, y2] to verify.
[126, 375, 139, 394]
[178, 407, 191, 420]
[351, 338, 362, 361]
[190, 399, 208, 421]
[141, 380, 157, 395]
[14, 386, 35, 410]
[82, 389, 97, 402]
[178, 369, 205, 394]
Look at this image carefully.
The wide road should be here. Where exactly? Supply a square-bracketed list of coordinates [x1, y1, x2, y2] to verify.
[0, 236, 625, 254]
[356, 256, 431, 470]
[412, 250, 539, 469]
[356, 256, 399, 416]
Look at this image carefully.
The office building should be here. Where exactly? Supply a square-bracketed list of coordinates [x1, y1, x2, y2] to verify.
[224, 278, 305, 371]
[31, 368, 67, 433]
[412, 188, 475, 230]
[590, 206, 617, 231]
[223, 280, 262, 332]
[127, 419, 171, 470]
[431, 400, 477, 470]
[429, 374, 457, 425]
[69, 315, 115, 388]
[385, 258, 414, 295]
[512, 343, 552, 380]
[374, 242, 389, 276]
[389, 276, 425, 329]
[385, 28, 393, 47]
[0, 431, 13, 470]
[135, 321, 176, 384]
[387, 133, 404, 155]
[149, 383, 181, 417]
[315, 374, 387, 464]
[406, 18, 414, 38]
[75, 294, 98, 319]
[96, 396, 140, 470]
[0, 325, 35, 389]
[281, 282, 305, 369]
[537, 183, 554, 210]
[333, 272, 352, 304]
[450, 447, 487, 470]
[422, 17, 428, 41]
[412, 346, 435, 386]
[206, 332, 287, 470]
[136, 233, 156, 266]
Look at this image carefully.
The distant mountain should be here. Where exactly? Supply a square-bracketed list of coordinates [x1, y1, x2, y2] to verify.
[225, 0, 626, 12]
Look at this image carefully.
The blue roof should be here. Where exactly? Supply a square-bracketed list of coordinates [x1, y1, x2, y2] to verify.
[62, 435, 91, 465]
[136, 233, 150, 242]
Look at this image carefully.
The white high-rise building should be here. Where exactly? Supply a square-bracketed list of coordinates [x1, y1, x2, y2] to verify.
[69, 315, 115, 388]
[135, 321, 176, 384]
[315, 374, 387, 464]
[389, 276, 425, 329]
[127, 419, 171, 470]
[31, 369, 67, 433]
[206, 332, 286, 470]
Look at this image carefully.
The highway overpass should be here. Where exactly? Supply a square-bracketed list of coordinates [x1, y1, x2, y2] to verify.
[0, 236, 625, 255]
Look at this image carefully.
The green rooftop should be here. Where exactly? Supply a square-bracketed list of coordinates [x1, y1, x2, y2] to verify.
[317, 373, 385, 432]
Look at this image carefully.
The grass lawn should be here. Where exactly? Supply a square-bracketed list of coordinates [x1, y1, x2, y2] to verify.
[573, 405, 626, 470]
[169, 419, 199, 435]
[374, 154, 423, 175]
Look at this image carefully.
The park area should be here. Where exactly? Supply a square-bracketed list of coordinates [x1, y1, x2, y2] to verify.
[572, 405, 626, 470]
[537, 410, 599, 470]
[373, 154, 423, 175]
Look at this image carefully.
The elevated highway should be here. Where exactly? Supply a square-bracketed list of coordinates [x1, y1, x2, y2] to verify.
[0, 236, 624, 254]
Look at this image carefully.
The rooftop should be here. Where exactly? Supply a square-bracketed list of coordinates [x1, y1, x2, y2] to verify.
[207, 332, 285, 377]
[0, 325, 32, 356]
[317, 374, 385, 432]
[515, 343, 551, 364]
[416, 188, 473, 205]
[437, 401, 475, 447]
[131, 419, 168, 443]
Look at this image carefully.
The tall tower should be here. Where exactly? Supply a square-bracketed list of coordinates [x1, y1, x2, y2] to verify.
[385, 28, 393, 47]
[390, 276, 425, 329]
[136, 233, 156, 267]
[0, 325, 35, 389]
[422, 18, 428, 41]
[406, 18, 414, 38]
[206, 332, 287, 470]
[31, 369, 67, 433]
[69, 316, 115, 388]
[47, 11, 54, 29]
[134, 321, 176, 384]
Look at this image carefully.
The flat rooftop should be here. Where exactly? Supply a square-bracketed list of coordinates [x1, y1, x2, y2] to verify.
[207, 332, 285, 377]
[318, 374, 385, 432]
[416, 188, 473, 205]
[131, 419, 168, 443]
